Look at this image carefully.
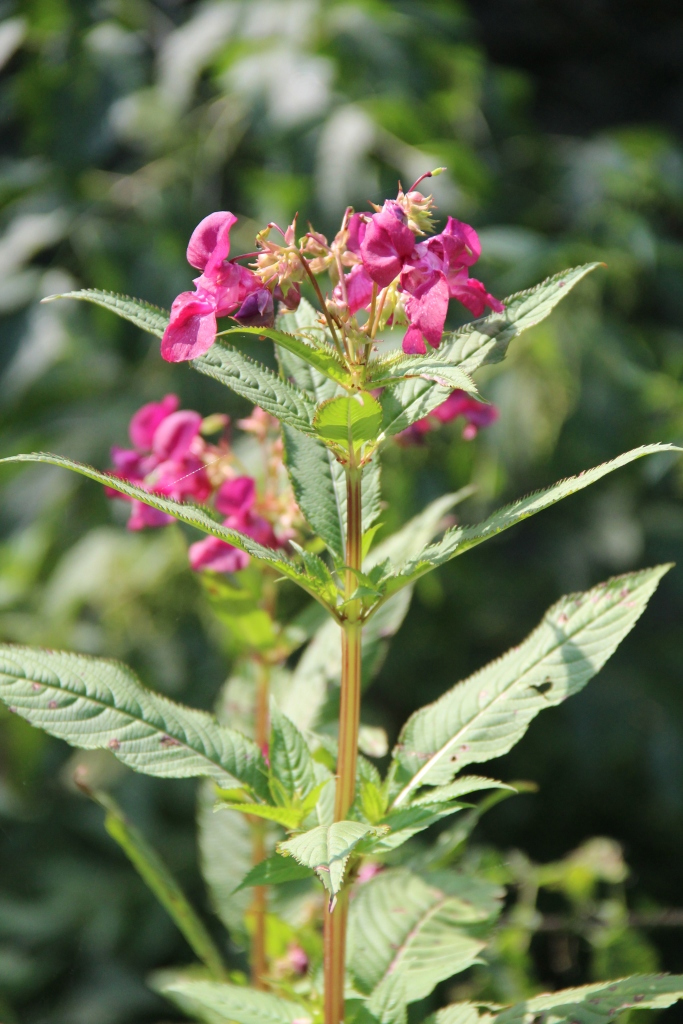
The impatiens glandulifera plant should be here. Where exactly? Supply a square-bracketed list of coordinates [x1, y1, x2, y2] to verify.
[1, 173, 683, 1024]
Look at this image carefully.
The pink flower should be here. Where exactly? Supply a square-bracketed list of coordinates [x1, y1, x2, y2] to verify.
[400, 389, 499, 443]
[360, 201, 416, 288]
[106, 395, 211, 528]
[399, 217, 503, 355]
[187, 475, 280, 575]
[161, 212, 264, 363]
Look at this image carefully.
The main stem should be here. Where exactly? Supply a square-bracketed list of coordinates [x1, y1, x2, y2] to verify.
[324, 462, 363, 1024]
[250, 662, 270, 989]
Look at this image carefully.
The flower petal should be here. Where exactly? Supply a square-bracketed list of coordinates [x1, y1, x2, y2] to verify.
[215, 476, 255, 517]
[128, 394, 179, 451]
[186, 211, 237, 273]
[188, 535, 250, 573]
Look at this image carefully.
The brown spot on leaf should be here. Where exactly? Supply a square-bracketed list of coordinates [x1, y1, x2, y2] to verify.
[108, 738, 121, 751]
[160, 734, 181, 747]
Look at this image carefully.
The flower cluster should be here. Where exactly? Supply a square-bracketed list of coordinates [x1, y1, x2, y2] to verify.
[107, 396, 299, 573]
[401, 389, 499, 444]
[160, 172, 502, 363]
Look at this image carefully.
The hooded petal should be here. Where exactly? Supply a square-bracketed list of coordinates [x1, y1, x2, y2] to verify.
[441, 216, 481, 267]
[188, 534, 250, 574]
[128, 394, 179, 451]
[215, 476, 255, 517]
[161, 292, 218, 362]
[152, 410, 203, 461]
[186, 211, 237, 274]
[361, 201, 416, 287]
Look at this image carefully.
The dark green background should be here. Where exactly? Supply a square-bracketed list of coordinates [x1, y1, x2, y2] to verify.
[1, 1, 683, 1021]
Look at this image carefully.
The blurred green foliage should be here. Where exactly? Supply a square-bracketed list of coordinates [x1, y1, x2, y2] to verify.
[1, 0, 683, 1021]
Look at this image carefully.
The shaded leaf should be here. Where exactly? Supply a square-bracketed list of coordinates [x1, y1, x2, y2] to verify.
[277, 821, 381, 896]
[495, 974, 683, 1024]
[393, 566, 671, 804]
[154, 973, 312, 1024]
[219, 325, 351, 387]
[233, 853, 314, 892]
[43, 288, 169, 338]
[0, 646, 269, 796]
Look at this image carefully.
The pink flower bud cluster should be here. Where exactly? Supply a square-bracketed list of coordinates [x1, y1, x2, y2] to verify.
[107, 396, 299, 573]
[160, 176, 503, 363]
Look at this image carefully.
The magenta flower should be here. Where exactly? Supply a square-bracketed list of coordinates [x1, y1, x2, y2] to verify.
[161, 212, 263, 363]
[188, 475, 279, 573]
[360, 201, 416, 288]
[106, 395, 211, 529]
[399, 217, 504, 355]
[400, 389, 499, 444]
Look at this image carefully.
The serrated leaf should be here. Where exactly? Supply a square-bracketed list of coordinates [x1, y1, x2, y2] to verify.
[44, 288, 169, 338]
[0, 646, 269, 796]
[233, 853, 314, 892]
[379, 445, 680, 598]
[371, 802, 468, 853]
[411, 776, 514, 805]
[154, 973, 312, 1024]
[277, 821, 379, 896]
[269, 703, 317, 804]
[392, 565, 671, 805]
[380, 263, 601, 437]
[494, 974, 683, 1024]
[347, 868, 485, 1023]
[428, 1002, 488, 1024]
[193, 341, 318, 437]
[0, 453, 337, 612]
[314, 393, 382, 454]
[216, 801, 302, 829]
[367, 357, 478, 394]
[219, 325, 352, 387]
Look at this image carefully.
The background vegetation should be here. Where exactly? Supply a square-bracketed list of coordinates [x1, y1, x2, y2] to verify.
[1, 1, 683, 1021]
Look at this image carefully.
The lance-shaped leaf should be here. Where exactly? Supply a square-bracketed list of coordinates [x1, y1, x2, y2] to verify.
[153, 973, 313, 1024]
[0, 453, 337, 612]
[88, 787, 226, 978]
[43, 288, 169, 338]
[411, 776, 515, 806]
[380, 263, 601, 437]
[314, 392, 383, 455]
[392, 565, 671, 805]
[0, 646, 270, 796]
[233, 853, 314, 891]
[379, 444, 680, 599]
[367, 357, 478, 394]
[193, 341, 317, 437]
[347, 868, 485, 1023]
[218, 324, 352, 388]
[494, 974, 683, 1024]
[277, 821, 381, 896]
[269, 702, 317, 803]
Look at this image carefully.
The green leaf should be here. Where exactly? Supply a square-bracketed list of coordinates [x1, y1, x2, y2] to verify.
[427, 1002, 486, 1024]
[193, 341, 318, 437]
[379, 445, 680, 598]
[233, 853, 314, 892]
[380, 263, 601, 437]
[43, 288, 170, 338]
[0, 645, 270, 796]
[218, 325, 352, 388]
[89, 788, 226, 978]
[154, 974, 312, 1024]
[367, 357, 478, 394]
[392, 565, 671, 805]
[269, 703, 317, 804]
[277, 821, 381, 896]
[314, 393, 382, 454]
[411, 776, 515, 806]
[372, 803, 468, 853]
[347, 868, 485, 1023]
[494, 974, 683, 1024]
[215, 801, 302, 829]
[0, 453, 337, 612]
[198, 785, 255, 940]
